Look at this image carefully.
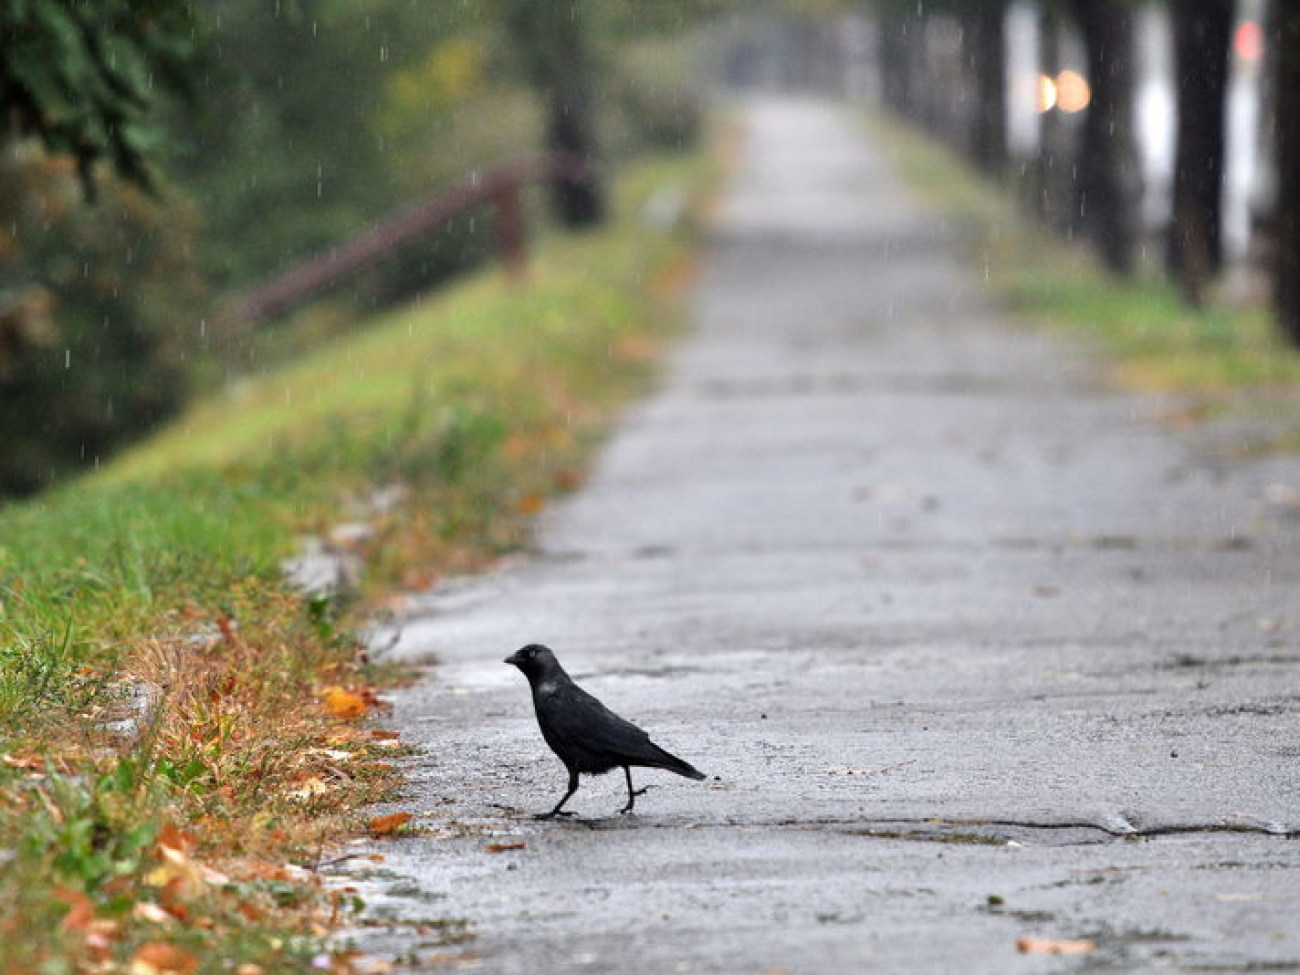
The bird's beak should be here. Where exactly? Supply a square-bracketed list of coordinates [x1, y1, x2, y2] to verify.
[504, 650, 523, 667]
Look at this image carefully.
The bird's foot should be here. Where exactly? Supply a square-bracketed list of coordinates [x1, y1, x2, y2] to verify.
[618, 785, 653, 815]
[535, 809, 578, 820]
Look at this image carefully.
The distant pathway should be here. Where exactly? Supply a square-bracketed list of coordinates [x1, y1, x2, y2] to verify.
[348, 97, 1300, 973]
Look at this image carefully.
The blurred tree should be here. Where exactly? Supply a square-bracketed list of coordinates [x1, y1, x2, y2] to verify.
[0, 151, 204, 495]
[961, 0, 1008, 176]
[1167, 0, 1232, 307]
[1069, 0, 1141, 275]
[169, 0, 440, 290]
[498, 0, 606, 228]
[1276, 0, 1300, 345]
[0, 0, 199, 195]
[1034, 3, 1077, 234]
[0, 1, 203, 495]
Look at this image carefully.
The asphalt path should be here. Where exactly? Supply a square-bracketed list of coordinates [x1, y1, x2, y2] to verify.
[344, 97, 1300, 973]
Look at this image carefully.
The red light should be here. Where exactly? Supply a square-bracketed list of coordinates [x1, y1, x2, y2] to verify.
[1234, 21, 1263, 63]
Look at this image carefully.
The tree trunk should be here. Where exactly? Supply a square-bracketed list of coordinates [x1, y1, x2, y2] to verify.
[963, 1, 1008, 176]
[1070, 0, 1142, 275]
[1035, 5, 1076, 233]
[877, 11, 911, 115]
[501, 1, 605, 229]
[1167, 0, 1233, 306]
[1276, 1, 1300, 344]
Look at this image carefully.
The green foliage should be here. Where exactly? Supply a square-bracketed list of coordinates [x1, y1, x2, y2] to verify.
[0, 0, 200, 193]
[167, 0, 442, 288]
[0, 146, 206, 496]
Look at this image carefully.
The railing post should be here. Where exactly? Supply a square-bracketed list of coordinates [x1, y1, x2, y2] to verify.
[493, 178, 527, 281]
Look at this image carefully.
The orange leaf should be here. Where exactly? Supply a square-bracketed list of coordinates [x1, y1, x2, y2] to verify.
[54, 886, 95, 932]
[485, 842, 526, 853]
[368, 812, 413, 836]
[517, 492, 544, 515]
[321, 686, 367, 720]
[2, 752, 44, 772]
[370, 730, 400, 740]
[131, 942, 199, 975]
[1016, 937, 1096, 955]
[156, 822, 197, 855]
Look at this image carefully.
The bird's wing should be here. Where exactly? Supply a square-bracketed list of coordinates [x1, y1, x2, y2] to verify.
[536, 680, 704, 777]
[542, 683, 654, 754]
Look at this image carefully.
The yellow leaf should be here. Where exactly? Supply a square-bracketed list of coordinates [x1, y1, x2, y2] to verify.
[321, 686, 367, 720]
[144, 847, 207, 900]
[288, 775, 334, 801]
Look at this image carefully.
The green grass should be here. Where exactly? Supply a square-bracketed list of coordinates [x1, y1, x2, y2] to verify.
[0, 150, 707, 972]
[866, 111, 1300, 395]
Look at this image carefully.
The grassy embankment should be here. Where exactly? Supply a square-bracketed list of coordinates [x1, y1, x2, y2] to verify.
[869, 112, 1300, 419]
[0, 154, 706, 973]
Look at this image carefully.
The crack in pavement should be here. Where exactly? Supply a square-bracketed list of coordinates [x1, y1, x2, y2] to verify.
[487, 813, 1298, 843]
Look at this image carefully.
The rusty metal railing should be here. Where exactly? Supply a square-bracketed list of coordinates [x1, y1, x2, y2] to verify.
[223, 151, 590, 330]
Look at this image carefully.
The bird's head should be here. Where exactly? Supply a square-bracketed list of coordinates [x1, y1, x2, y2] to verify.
[504, 643, 558, 679]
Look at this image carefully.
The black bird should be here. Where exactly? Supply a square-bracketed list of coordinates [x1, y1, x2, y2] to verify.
[504, 643, 706, 818]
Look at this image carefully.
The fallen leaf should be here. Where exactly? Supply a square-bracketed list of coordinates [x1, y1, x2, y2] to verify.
[517, 492, 544, 515]
[145, 845, 225, 899]
[131, 942, 199, 975]
[1016, 937, 1096, 955]
[370, 730, 400, 740]
[288, 775, 334, 801]
[321, 687, 367, 720]
[133, 902, 173, 924]
[368, 812, 413, 836]
[485, 841, 526, 853]
[55, 886, 96, 932]
[156, 822, 197, 856]
[1, 752, 44, 772]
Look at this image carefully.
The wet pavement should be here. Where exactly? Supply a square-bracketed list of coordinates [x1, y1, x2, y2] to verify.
[342, 98, 1300, 973]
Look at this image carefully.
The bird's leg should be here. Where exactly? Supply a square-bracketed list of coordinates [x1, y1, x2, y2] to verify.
[537, 769, 580, 819]
[619, 766, 651, 815]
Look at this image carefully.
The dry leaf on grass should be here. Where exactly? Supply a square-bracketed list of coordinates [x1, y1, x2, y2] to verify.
[321, 687, 368, 720]
[1016, 937, 1096, 955]
[130, 942, 199, 975]
[368, 812, 413, 836]
[484, 841, 526, 853]
[2, 752, 44, 772]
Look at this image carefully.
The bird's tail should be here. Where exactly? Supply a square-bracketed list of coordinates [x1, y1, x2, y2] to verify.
[649, 744, 707, 781]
